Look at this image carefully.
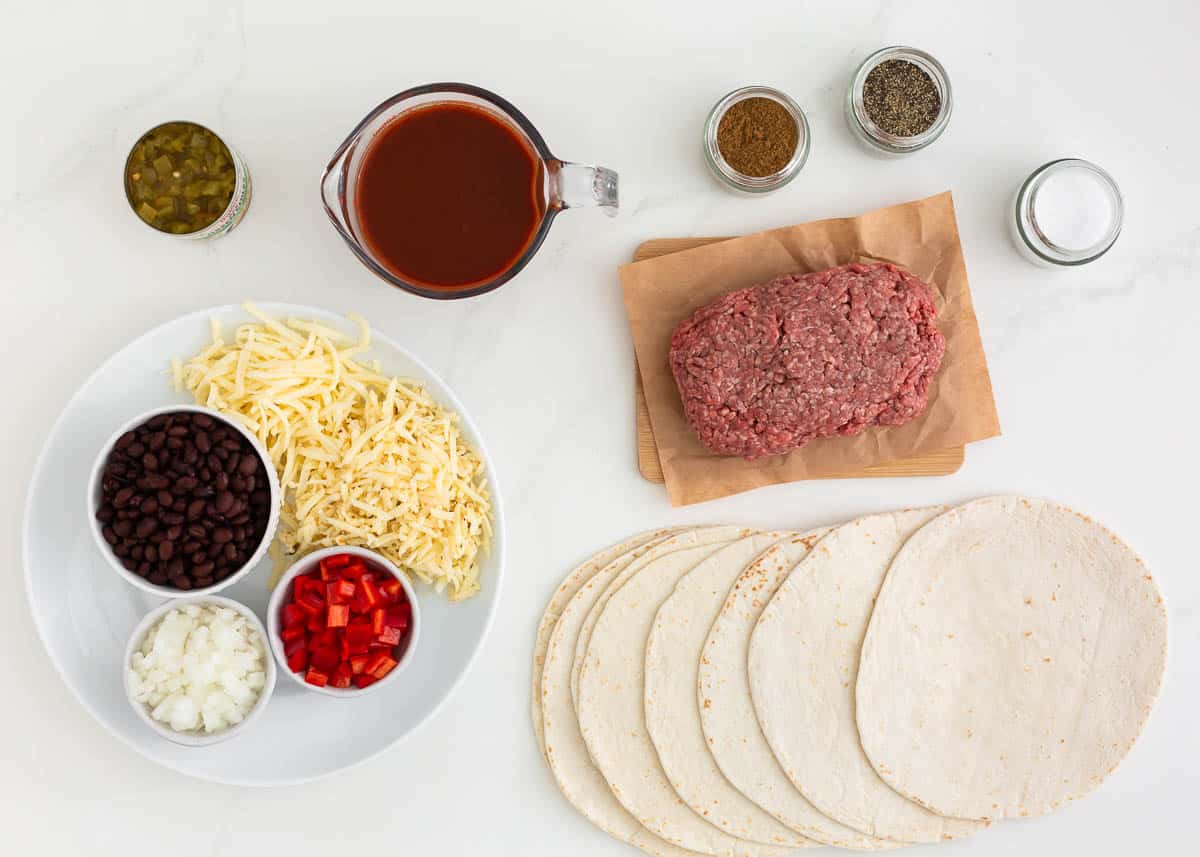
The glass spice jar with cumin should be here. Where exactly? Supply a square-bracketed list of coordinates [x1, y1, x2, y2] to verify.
[704, 86, 810, 193]
[846, 46, 953, 155]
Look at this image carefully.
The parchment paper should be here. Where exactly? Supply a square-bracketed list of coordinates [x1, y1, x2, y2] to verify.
[620, 192, 1000, 506]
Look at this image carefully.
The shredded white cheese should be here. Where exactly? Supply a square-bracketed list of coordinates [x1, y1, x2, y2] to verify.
[175, 304, 492, 600]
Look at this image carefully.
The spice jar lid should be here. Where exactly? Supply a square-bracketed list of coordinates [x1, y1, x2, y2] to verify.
[704, 86, 811, 194]
[846, 46, 953, 155]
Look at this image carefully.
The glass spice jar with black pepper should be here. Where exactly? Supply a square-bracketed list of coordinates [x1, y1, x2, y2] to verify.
[846, 47, 952, 155]
[704, 86, 811, 193]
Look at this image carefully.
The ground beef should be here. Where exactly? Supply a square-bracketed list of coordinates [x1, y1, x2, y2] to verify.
[669, 262, 945, 460]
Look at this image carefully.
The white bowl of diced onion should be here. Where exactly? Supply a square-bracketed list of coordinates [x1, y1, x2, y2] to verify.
[123, 595, 276, 747]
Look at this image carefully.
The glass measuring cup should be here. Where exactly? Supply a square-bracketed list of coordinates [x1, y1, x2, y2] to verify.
[320, 83, 619, 300]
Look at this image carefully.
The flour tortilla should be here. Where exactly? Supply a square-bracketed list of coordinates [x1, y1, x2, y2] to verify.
[856, 496, 1168, 821]
[749, 508, 985, 843]
[541, 529, 744, 857]
[645, 533, 814, 848]
[571, 526, 749, 708]
[698, 535, 897, 851]
[578, 536, 792, 857]
[532, 529, 674, 758]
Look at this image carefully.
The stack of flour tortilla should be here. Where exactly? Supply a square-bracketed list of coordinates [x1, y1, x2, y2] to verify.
[531, 497, 1167, 856]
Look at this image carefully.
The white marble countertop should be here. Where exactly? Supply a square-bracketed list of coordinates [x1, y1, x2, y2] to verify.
[3, 0, 1198, 853]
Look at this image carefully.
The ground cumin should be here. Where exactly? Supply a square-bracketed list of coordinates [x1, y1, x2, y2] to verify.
[716, 97, 798, 177]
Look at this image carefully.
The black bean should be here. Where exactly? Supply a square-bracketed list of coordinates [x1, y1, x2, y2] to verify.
[192, 561, 214, 578]
[156, 490, 172, 507]
[223, 543, 238, 561]
[171, 499, 186, 512]
[127, 442, 145, 457]
[215, 491, 234, 514]
[166, 525, 182, 541]
[114, 487, 134, 507]
[168, 425, 188, 437]
[215, 472, 229, 492]
[226, 452, 241, 474]
[206, 542, 223, 559]
[194, 576, 214, 588]
[186, 499, 205, 520]
[162, 512, 184, 526]
[116, 431, 136, 449]
[158, 541, 174, 560]
[114, 519, 133, 538]
[97, 504, 114, 523]
[176, 476, 197, 493]
[187, 524, 206, 539]
[130, 545, 144, 561]
[101, 525, 117, 545]
[113, 542, 130, 558]
[212, 527, 233, 544]
[135, 517, 157, 538]
[140, 497, 159, 516]
[145, 544, 158, 563]
[238, 454, 259, 476]
[149, 570, 169, 585]
[172, 575, 193, 590]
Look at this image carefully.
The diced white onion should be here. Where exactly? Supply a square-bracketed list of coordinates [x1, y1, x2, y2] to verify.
[128, 604, 267, 735]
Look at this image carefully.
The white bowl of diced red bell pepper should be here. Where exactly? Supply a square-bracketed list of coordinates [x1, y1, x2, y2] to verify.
[266, 546, 419, 696]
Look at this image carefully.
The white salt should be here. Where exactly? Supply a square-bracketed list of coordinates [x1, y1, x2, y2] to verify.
[1032, 166, 1116, 252]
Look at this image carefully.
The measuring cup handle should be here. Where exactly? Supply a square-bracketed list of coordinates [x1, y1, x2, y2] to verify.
[549, 160, 619, 217]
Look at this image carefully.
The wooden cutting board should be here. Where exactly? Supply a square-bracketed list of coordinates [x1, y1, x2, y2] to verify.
[633, 237, 965, 484]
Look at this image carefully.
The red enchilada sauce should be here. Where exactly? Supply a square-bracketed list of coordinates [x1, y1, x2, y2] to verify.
[355, 103, 547, 291]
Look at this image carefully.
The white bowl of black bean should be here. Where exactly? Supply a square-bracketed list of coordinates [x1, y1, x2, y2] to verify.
[87, 404, 280, 599]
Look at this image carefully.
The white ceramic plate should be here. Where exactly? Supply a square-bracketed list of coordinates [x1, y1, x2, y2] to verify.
[22, 303, 506, 785]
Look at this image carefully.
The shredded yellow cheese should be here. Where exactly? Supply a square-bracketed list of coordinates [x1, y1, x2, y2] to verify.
[174, 304, 492, 600]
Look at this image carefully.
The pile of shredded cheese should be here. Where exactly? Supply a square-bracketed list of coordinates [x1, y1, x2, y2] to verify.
[173, 304, 492, 600]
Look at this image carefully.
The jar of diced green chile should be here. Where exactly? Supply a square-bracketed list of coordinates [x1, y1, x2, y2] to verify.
[123, 121, 251, 239]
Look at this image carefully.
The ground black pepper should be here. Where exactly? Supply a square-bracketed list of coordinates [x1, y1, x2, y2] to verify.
[716, 97, 798, 177]
[862, 59, 942, 137]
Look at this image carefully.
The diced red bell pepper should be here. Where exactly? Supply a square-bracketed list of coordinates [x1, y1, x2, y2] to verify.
[327, 603, 350, 628]
[284, 634, 307, 658]
[352, 673, 377, 689]
[376, 625, 402, 647]
[345, 621, 374, 654]
[349, 653, 370, 675]
[296, 591, 325, 617]
[287, 650, 308, 673]
[305, 667, 329, 688]
[359, 578, 383, 610]
[294, 575, 324, 599]
[280, 623, 306, 642]
[331, 662, 353, 689]
[379, 578, 404, 603]
[385, 603, 411, 628]
[340, 560, 368, 579]
[370, 607, 387, 636]
[327, 579, 355, 604]
[281, 603, 307, 628]
[310, 646, 340, 673]
[364, 652, 397, 680]
[322, 553, 353, 570]
[306, 611, 325, 633]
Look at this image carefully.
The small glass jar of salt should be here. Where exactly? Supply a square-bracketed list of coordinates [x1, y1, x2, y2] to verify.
[1011, 158, 1123, 266]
